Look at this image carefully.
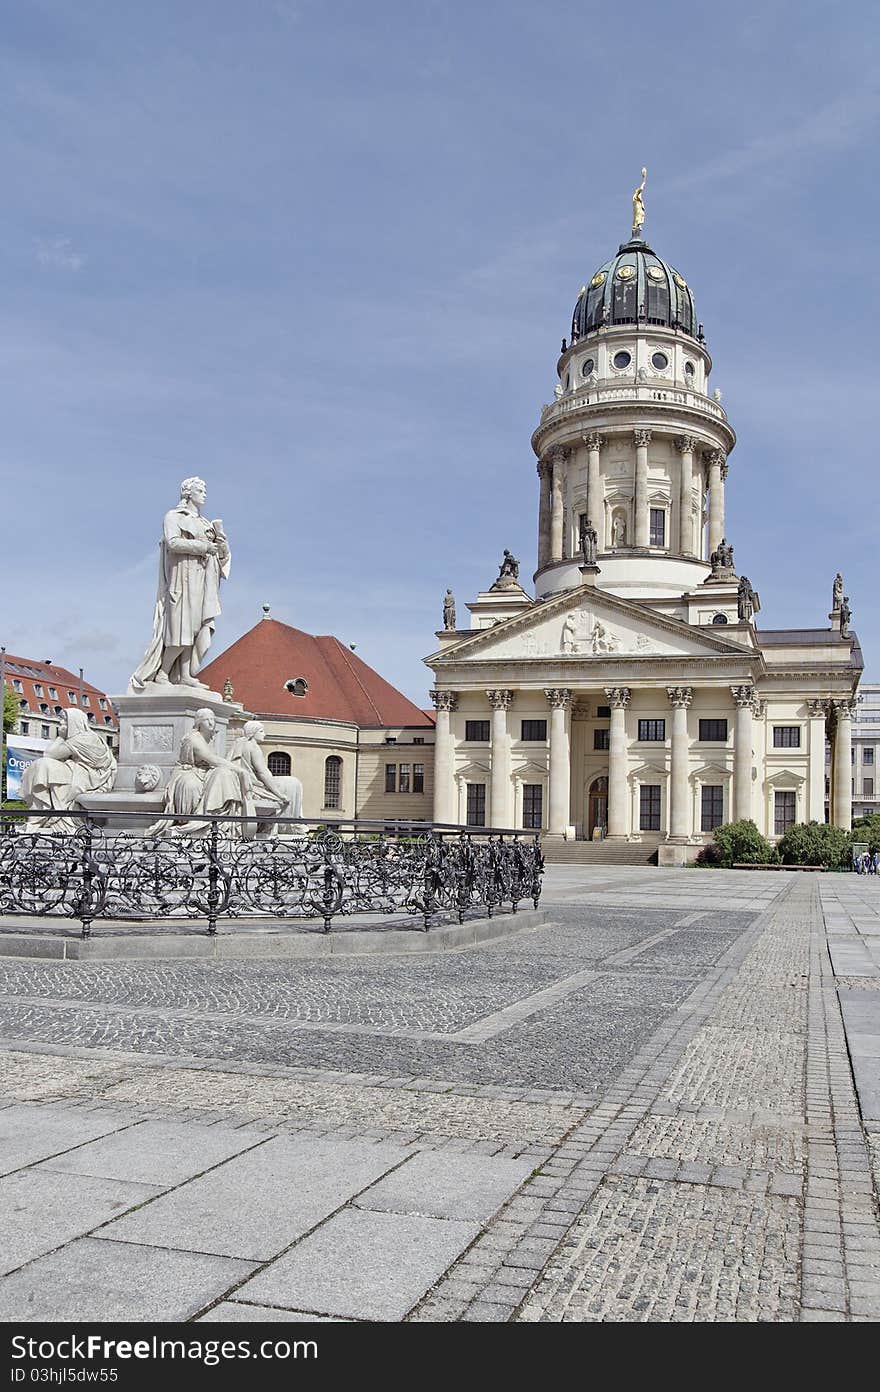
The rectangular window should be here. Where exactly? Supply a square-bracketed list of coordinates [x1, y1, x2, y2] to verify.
[639, 784, 662, 831]
[698, 719, 728, 742]
[20, 721, 29, 734]
[81, 694, 90, 706]
[522, 784, 543, 829]
[385, 763, 396, 794]
[521, 720, 548, 741]
[67, 690, 76, 701]
[48, 687, 58, 700]
[106, 736, 114, 748]
[593, 728, 610, 750]
[638, 719, 666, 742]
[41, 724, 50, 739]
[99, 698, 107, 711]
[864, 779, 874, 797]
[649, 508, 666, 547]
[12, 680, 22, 693]
[466, 783, 486, 826]
[596, 705, 611, 719]
[413, 737, 425, 745]
[774, 790, 796, 835]
[398, 763, 411, 793]
[864, 748, 874, 765]
[773, 726, 801, 748]
[701, 784, 724, 831]
[465, 720, 490, 742]
[33, 684, 43, 697]
[413, 763, 424, 793]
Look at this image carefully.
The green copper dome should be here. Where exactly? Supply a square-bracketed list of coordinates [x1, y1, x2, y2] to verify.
[571, 234, 699, 342]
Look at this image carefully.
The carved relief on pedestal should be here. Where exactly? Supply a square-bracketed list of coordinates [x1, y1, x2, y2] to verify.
[132, 724, 175, 752]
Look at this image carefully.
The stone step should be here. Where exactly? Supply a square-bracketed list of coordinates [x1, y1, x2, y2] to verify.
[541, 841, 658, 866]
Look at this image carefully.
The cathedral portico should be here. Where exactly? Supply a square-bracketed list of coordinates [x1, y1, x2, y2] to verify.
[426, 176, 862, 851]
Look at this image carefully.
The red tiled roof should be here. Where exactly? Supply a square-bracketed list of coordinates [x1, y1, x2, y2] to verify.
[199, 619, 433, 728]
[2, 653, 118, 729]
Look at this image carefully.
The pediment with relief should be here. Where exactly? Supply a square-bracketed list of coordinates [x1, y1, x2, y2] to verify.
[432, 587, 751, 664]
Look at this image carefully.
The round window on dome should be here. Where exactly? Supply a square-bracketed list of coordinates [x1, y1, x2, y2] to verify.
[646, 265, 664, 281]
[612, 351, 631, 370]
[651, 351, 669, 371]
[590, 271, 606, 288]
[582, 358, 595, 377]
[617, 265, 635, 280]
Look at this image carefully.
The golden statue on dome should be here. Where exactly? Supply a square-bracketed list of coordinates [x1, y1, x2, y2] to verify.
[632, 167, 647, 233]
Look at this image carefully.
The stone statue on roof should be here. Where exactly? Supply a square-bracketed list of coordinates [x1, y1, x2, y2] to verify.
[632, 167, 647, 233]
[840, 595, 852, 638]
[442, 589, 456, 631]
[491, 549, 521, 590]
[832, 572, 843, 613]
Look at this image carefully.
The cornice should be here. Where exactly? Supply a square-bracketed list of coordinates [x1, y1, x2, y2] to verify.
[531, 404, 736, 458]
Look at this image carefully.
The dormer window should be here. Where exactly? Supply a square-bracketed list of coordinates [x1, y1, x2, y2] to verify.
[284, 678, 308, 698]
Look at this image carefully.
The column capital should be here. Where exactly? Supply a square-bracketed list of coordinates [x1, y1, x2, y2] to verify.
[666, 685, 693, 709]
[604, 685, 632, 709]
[833, 697, 856, 721]
[674, 435, 698, 455]
[429, 689, 458, 713]
[807, 698, 828, 719]
[752, 697, 767, 718]
[633, 429, 652, 448]
[547, 444, 569, 467]
[544, 687, 572, 710]
[537, 457, 552, 479]
[705, 448, 726, 470]
[486, 688, 514, 711]
[730, 684, 755, 709]
[720, 459, 730, 482]
[582, 431, 605, 451]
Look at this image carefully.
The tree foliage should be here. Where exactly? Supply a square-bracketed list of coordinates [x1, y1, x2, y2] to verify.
[2, 683, 17, 736]
[777, 821, 851, 867]
[852, 813, 880, 854]
[710, 819, 778, 867]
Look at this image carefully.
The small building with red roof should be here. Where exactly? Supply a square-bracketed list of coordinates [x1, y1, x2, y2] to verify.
[3, 653, 118, 751]
[199, 611, 435, 822]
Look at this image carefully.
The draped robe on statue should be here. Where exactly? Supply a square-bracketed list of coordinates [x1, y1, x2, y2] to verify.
[21, 708, 117, 831]
[130, 505, 230, 690]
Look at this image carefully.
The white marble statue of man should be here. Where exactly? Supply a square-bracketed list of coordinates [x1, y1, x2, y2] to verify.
[130, 477, 231, 692]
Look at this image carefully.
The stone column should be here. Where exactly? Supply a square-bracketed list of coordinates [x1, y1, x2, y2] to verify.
[486, 689, 514, 828]
[633, 430, 651, 548]
[605, 686, 631, 839]
[706, 450, 727, 557]
[430, 689, 458, 825]
[536, 460, 552, 569]
[549, 446, 567, 562]
[807, 699, 828, 822]
[545, 688, 572, 836]
[832, 699, 854, 830]
[675, 436, 697, 556]
[731, 685, 754, 822]
[667, 686, 693, 840]
[583, 432, 604, 549]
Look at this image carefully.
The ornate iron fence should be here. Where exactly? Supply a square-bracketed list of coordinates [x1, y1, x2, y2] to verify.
[0, 811, 544, 938]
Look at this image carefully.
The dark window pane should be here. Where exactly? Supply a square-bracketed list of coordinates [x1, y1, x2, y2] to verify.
[773, 726, 801, 748]
[699, 719, 728, 742]
[521, 720, 548, 741]
[465, 720, 490, 742]
[639, 784, 661, 831]
[522, 784, 543, 829]
[324, 756, 342, 809]
[701, 784, 724, 831]
[649, 509, 665, 547]
[466, 783, 486, 826]
[596, 705, 611, 718]
[385, 763, 397, 794]
[413, 763, 424, 793]
[593, 728, 610, 750]
[267, 751, 291, 777]
[774, 790, 796, 835]
[863, 748, 874, 765]
[638, 719, 666, 742]
[398, 763, 411, 793]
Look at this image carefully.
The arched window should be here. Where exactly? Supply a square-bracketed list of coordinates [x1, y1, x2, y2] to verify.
[268, 751, 291, 777]
[324, 756, 342, 810]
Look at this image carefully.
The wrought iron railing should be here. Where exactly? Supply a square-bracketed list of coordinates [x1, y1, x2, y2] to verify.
[0, 810, 544, 938]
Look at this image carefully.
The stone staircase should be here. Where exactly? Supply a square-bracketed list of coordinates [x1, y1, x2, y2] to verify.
[540, 839, 659, 867]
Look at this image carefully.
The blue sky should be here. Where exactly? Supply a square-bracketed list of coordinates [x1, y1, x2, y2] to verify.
[2, 0, 878, 702]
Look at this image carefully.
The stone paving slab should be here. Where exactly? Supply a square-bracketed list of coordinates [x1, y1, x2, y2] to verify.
[838, 988, 880, 1123]
[40, 1118, 264, 1187]
[237, 1207, 480, 1320]
[354, 1151, 533, 1221]
[0, 1103, 131, 1176]
[0, 1169, 162, 1275]
[100, 1134, 412, 1261]
[198, 1302, 342, 1323]
[0, 1236, 255, 1322]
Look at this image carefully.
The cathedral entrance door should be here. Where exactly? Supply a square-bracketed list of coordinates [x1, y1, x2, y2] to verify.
[588, 776, 608, 839]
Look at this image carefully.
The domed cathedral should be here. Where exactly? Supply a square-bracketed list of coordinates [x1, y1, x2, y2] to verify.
[425, 174, 862, 860]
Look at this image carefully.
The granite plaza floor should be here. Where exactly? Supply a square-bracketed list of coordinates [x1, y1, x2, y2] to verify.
[0, 864, 878, 1322]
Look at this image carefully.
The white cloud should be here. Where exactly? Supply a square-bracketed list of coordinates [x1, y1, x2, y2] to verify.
[35, 235, 85, 272]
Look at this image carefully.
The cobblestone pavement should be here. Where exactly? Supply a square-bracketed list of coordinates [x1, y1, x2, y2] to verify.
[0, 866, 878, 1322]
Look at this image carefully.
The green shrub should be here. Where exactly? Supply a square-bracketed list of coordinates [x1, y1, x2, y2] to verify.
[778, 821, 851, 867]
[851, 813, 880, 854]
[711, 819, 778, 867]
[695, 842, 724, 867]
